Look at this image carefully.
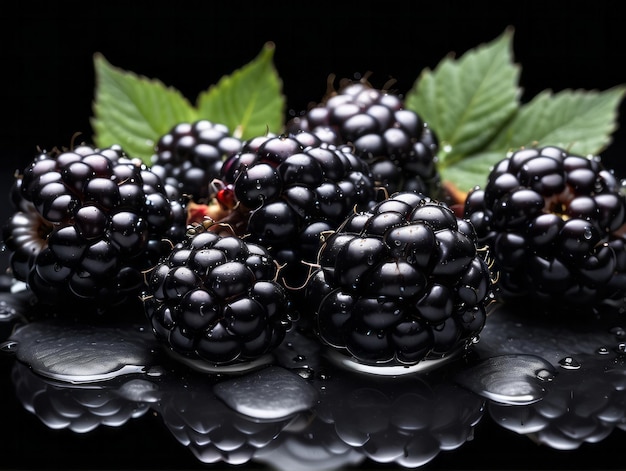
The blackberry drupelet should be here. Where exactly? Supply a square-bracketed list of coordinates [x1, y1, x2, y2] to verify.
[199, 131, 380, 290]
[150, 120, 243, 202]
[305, 191, 494, 373]
[286, 78, 441, 199]
[463, 145, 626, 313]
[2, 144, 186, 312]
[142, 221, 292, 371]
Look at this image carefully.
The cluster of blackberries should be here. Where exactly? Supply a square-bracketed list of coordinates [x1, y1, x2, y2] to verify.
[4, 77, 624, 373]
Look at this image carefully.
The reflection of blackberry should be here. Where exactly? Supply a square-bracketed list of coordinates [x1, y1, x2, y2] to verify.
[206, 131, 379, 288]
[1, 145, 185, 311]
[306, 192, 494, 370]
[154, 368, 300, 466]
[463, 146, 626, 312]
[487, 352, 626, 450]
[317, 367, 485, 468]
[286, 78, 441, 198]
[150, 120, 243, 202]
[11, 360, 151, 433]
[143, 222, 292, 369]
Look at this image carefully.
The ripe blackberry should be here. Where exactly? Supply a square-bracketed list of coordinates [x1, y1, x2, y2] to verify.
[286, 77, 441, 198]
[150, 120, 243, 202]
[463, 145, 626, 313]
[196, 131, 380, 289]
[1, 144, 186, 311]
[305, 191, 494, 373]
[142, 221, 293, 371]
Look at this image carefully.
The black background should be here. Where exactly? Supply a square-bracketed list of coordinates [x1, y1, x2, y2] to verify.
[2, 1, 626, 469]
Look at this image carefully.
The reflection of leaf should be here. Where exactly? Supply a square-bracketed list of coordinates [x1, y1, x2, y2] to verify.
[405, 27, 520, 167]
[91, 42, 285, 165]
[91, 53, 197, 163]
[486, 87, 626, 156]
[197, 42, 285, 141]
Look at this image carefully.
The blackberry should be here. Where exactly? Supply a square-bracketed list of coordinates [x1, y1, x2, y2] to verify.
[305, 191, 494, 373]
[1, 144, 185, 311]
[463, 145, 626, 312]
[150, 120, 243, 202]
[197, 131, 380, 289]
[142, 221, 292, 371]
[286, 77, 441, 198]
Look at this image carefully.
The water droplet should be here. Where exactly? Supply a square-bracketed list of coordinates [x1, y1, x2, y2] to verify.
[294, 367, 313, 379]
[213, 366, 318, 420]
[292, 354, 306, 363]
[610, 326, 626, 339]
[7, 320, 159, 383]
[596, 346, 610, 355]
[536, 368, 555, 382]
[583, 227, 593, 239]
[0, 340, 18, 353]
[558, 356, 581, 370]
[456, 354, 554, 405]
[146, 366, 165, 377]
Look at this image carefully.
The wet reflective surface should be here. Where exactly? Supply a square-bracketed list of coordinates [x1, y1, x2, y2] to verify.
[2, 277, 626, 470]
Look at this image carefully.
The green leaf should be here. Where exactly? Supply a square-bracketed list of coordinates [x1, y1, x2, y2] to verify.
[405, 27, 520, 168]
[91, 53, 197, 163]
[486, 86, 626, 156]
[196, 42, 285, 140]
[440, 151, 507, 194]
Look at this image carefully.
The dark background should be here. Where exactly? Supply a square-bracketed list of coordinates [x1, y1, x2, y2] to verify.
[2, 1, 626, 469]
[3, 1, 626, 176]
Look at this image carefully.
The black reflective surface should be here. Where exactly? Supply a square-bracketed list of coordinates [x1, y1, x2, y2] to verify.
[3, 276, 626, 470]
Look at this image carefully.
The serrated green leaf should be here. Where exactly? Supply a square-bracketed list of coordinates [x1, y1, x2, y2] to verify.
[196, 42, 285, 140]
[486, 86, 626, 156]
[91, 53, 197, 163]
[405, 27, 520, 167]
[440, 151, 507, 194]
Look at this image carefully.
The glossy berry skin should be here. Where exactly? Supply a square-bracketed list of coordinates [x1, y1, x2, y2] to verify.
[463, 145, 626, 312]
[305, 192, 494, 368]
[217, 131, 380, 287]
[143, 225, 292, 367]
[150, 120, 243, 202]
[286, 80, 441, 198]
[2, 145, 186, 311]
